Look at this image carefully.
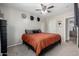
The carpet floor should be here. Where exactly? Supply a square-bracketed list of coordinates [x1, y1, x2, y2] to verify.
[3, 41, 79, 56]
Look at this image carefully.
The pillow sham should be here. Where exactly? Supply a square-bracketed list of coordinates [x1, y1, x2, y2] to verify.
[25, 30, 33, 34]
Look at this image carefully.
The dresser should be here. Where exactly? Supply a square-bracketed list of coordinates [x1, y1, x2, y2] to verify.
[0, 19, 7, 56]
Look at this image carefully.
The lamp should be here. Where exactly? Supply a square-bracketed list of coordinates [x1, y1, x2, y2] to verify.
[41, 10, 47, 15]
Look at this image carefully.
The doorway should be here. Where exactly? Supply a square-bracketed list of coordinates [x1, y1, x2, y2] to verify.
[66, 17, 77, 44]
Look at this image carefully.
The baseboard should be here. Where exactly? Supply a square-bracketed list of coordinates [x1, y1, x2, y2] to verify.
[8, 43, 22, 48]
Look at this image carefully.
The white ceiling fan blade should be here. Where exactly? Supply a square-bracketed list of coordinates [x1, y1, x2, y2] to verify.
[41, 3, 44, 7]
[40, 3, 47, 11]
[47, 10, 51, 13]
[36, 9, 41, 11]
[48, 5, 54, 9]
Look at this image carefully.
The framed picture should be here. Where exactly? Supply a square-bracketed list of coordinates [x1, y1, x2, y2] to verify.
[30, 16, 34, 20]
[37, 17, 40, 22]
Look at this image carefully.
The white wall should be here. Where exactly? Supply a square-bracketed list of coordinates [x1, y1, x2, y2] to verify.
[46, 11, 74, 42]
[0, 6, 45, 47]
[0, 4, 75, 47]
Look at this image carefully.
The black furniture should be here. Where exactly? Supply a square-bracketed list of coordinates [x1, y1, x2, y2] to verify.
[0, 19, 7, 56]
[74, 3, 79, 47]
[74, 3, 79, 27]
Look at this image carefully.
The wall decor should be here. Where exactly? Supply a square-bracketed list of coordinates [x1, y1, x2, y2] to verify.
[58, 22, 61, 25]
[21, 13, 27, 19]
[57, 21, 62, 26]
[30, 16, 34, 20]
[37, 17, 40, 22]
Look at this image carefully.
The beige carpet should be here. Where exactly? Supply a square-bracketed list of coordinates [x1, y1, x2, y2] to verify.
[7, 41, 79, 56]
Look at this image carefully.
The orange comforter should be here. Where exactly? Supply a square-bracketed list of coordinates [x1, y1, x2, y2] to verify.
[22, 33, 61, 55]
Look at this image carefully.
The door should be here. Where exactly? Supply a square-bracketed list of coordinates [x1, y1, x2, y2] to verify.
[66, 17, 77, 44]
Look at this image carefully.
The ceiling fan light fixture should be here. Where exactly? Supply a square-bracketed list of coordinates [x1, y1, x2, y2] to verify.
[41, 10, 47, 14]
[36, 3, 53, 14]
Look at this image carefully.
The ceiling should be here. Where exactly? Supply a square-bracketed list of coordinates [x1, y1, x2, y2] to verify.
[0, 3, 74, 18]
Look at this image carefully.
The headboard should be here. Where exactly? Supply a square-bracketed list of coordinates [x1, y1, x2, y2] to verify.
[25, 29, 41, 34]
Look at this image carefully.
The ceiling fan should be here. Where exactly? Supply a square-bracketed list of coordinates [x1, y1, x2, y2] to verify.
[36, 3, 54, 14]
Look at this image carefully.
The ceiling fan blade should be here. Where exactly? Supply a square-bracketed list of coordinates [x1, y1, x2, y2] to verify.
[48, 5, 54, 9]
[36, 9, 41, 11]
[47, 10, 51, 13]
[41, 3, 44, 7]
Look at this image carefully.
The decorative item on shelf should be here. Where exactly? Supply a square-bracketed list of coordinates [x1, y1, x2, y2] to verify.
[37, 17, 40, 22]
[58, 21, 62, 26]
[70, 20, 74, 23]
[58, 22, 61, 25]
[21, 13, 27, 19]
[0, 10, 4, 19]
[30, 16, 34, 21]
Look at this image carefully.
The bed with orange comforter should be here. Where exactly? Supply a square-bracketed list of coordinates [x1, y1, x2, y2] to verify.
[22, 33, 61, 55]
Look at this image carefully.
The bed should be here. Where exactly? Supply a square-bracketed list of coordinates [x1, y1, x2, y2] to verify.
[22, 30, 61, 56]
